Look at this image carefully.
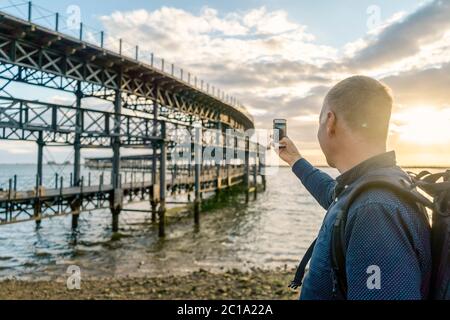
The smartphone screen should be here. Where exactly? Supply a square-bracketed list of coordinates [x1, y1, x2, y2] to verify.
[273, 119, 287, 140]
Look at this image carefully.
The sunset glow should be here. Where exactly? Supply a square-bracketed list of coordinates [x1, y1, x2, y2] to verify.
[392, 107, 450, 145]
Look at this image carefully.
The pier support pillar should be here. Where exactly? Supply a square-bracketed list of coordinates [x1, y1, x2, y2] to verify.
[71, 210, 79, 229]
[244, 136, 250, 203]
[215, 122, 223, 197]
[110, 88, 123, 232]
[225, 129, 232, 188]
[37, 133, 44, 188]
[261, 141, 267, 191]
[33, 201, 42, 228]
[253, 142, 258, 200]
[253, 166, 258, 200]
[151, 200, 158, 223]
[70, 198, 81, 230]
[158, 122, 167, 237]
[259, 141, 266, 191]
[150, 159, 160, 224]
[73, 85, 82, 188]
[112, 208, 120, 232]
[150, 171, 159, 225]
[158, 203, 166, 237]
[194, 163, 201, 225]
[72, 83, 83, 229]
[34, 131, 44, 228]
[150, 100, 159, 223]
[193, 126, 202, 226]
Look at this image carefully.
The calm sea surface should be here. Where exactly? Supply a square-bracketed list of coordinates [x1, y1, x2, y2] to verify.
[0, 165, 442, 280]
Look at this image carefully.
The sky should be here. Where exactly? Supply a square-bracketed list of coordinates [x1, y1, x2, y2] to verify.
[0, 0, 449, 167]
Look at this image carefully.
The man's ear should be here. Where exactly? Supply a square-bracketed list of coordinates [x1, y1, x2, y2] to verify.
[326, 111, 337, 137]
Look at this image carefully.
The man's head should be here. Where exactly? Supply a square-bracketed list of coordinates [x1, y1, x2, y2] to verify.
[318, 76, 393, 169]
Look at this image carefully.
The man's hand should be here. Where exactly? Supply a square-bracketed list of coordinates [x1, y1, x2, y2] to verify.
[275, 137, 303, 167]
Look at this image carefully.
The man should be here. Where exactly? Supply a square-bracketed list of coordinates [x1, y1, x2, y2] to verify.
[277, 76, 431, 300]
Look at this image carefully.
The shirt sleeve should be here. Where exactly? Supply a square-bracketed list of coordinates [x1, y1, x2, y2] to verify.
[345, 202, 424, 300]
[291, 158, 336, 210]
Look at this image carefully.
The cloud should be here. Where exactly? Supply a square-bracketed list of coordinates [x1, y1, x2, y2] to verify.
[382, 62, 450, 108]
[242, 7, 304, 36]
[97, 2, 450, 166]
[100, 6, 337, 66]
[344, 0, 450, 70]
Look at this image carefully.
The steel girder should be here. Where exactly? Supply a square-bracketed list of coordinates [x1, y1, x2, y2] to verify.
[0, 191, 111, 225]
[0, 30, 251, 130]
[0, 96, 162, 146]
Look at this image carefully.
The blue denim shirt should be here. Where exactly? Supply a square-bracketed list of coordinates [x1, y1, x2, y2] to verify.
[292, 152, 431, 300]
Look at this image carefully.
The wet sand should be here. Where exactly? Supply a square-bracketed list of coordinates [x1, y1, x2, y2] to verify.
[0, 268, 300, 300]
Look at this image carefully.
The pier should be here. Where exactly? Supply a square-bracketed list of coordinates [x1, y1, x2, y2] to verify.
[0, 1, 265, 236]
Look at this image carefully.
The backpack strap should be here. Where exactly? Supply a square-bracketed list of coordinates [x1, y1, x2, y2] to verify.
[408, 170, 450, 216]
[289, 239, 317, 289]
[331, 174, 433, 299]
[331, 207, 349, 298]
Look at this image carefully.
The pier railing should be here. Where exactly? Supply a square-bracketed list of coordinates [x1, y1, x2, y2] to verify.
[0, 165, 262, 226]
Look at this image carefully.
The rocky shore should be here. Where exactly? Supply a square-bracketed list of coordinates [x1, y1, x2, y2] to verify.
[0, 268, 300, 300]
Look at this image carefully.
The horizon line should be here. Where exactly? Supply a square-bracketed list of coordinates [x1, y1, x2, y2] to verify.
[0, 163, 448, 169]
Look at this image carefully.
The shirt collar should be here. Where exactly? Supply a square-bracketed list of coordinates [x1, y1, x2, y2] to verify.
[334, 151, 397, 198]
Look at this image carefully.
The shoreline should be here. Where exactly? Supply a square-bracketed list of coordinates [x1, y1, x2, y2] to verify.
[0, 268, 300, 300]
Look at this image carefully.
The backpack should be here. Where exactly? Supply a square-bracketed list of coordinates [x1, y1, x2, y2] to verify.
[290, 170, 450, 300]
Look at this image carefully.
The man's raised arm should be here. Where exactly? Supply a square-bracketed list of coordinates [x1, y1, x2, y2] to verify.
[278, 137, 336, 210]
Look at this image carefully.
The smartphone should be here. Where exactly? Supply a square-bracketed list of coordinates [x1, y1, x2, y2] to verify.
[273, 119, 287, 140]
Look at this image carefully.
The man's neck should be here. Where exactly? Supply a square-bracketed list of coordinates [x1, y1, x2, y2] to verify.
[335, 146, 387, 174]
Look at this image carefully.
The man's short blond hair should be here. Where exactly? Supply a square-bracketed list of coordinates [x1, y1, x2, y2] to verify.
[324, 75, 393, 142]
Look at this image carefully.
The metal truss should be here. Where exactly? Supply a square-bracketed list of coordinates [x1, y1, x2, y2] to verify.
[0, 7, 262, 231]
[0, 26, 252, 130]
[0, 191, 111, 225]
[0, 96, 162, 146]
